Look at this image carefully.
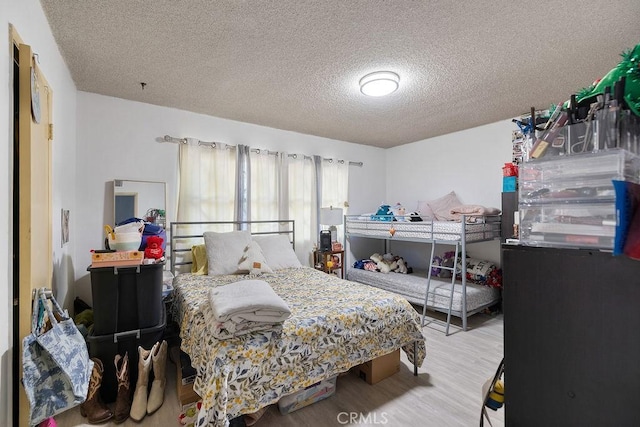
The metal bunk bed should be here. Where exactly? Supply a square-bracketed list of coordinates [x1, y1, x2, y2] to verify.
[344, 214, 501, 335]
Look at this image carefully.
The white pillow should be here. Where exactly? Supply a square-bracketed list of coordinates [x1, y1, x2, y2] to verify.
[203, 230, 252, 275]
[237, 240, 274, 275]
[253, 235, 302, 270]
[428, 191, 463, 221]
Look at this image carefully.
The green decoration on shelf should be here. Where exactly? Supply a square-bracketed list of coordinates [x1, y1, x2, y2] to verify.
[576, 84, 596, 100]
[575, 42, 640, 116]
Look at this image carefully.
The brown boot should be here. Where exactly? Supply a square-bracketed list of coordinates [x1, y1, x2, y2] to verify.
[147, 340, 167, 415]
[130, 343, 155, 421]
[113, 352, 131, 423]
[80, 358, 114, 424]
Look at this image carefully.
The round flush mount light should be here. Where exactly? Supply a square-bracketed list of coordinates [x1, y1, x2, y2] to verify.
[359, 71, 400, 97]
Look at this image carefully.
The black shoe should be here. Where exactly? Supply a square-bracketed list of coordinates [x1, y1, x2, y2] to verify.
[229, 415, 247, 427]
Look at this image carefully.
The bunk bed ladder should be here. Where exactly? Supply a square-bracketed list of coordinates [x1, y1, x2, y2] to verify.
[421, 241, 459, 335]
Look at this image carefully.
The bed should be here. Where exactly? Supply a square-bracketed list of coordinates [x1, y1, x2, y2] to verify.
[169, 220, 426, 426]
[345, 214, 501, 335]
[347, 268, 500, 314]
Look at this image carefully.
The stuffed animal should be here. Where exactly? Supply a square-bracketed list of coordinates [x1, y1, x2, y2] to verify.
[371, 204, 395, 221]
[431, 255, 443, 276]
[438, 251, 459, 278]
[382, 253, 395, 262]
[144, 235, 164, 259]
[370, 253, 397, 273]
[392, 203, 407, 220]
[394, 257, 409, 274]
[407, 211, 423, 222]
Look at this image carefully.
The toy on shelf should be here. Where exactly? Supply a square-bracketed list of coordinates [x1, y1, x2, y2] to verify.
[144, 235, 164, 259]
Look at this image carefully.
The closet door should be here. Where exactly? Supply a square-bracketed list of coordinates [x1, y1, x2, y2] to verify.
[13, 26, 53, 427]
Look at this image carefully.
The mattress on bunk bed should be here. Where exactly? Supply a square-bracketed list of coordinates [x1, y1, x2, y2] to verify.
[347, 268, 500, 314]
[345, 217, 499, 241]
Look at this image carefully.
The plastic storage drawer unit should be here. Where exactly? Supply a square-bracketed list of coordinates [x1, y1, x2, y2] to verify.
[519, 203, 616, 249]
[518, 149, 640, 250]
[87, 306, 166, 403]
[88, 262, 164, 335]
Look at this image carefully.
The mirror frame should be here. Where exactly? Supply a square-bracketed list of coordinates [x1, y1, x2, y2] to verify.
[113, 179, 167, 227]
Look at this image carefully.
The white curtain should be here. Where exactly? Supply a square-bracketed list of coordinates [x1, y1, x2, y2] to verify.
[249, 149, 278, 233]
[248, 151, 318, 265]
[235, 145, 251, 229]
[321, 158, 349, 242]
[176, 140, 348, 267]
[177, 140, 236, 224]
[288, 154, 318, 264]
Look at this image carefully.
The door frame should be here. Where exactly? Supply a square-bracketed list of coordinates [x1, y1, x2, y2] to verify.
[10, 25, 54, 427]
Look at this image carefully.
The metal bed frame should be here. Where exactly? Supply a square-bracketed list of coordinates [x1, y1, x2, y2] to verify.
[169, 219, 420, 376]
[169, 219, 295, 276]
[345, 214, 501, 335]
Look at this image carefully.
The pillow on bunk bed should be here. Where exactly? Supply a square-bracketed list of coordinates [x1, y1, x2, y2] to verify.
[416, 201, 435, 219]
[203, 230, 252, 275]
[463, 257, 499, 286]
[237, 240, 274, 275]
[432, 252, 503, 289]
[190, 244, 208, 275]
[253, 235, 302, 270]
[427, 191, 463, 221]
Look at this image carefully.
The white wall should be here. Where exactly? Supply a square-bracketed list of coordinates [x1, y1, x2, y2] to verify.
[0, 0, 79, 424]
[74, 91, 387, 304]
[381, 121, 515, 269]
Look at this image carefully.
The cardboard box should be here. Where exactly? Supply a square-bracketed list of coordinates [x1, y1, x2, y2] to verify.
[354, 349, 400, 385]
[277, 376, 337, 414]
[91, 250, 143, 268]
[171, 347, 201, 406]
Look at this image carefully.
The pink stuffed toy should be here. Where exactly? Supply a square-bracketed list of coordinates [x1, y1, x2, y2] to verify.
[144, 235, 164, 259]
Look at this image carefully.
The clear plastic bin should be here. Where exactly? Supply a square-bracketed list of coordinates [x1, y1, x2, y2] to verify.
[519, 203, 616, 250]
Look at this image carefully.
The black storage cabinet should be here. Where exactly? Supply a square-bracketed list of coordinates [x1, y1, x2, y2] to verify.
[503, 245, 640, 426]
[87, 307, 166, 403]
[88, 262, 164, 335]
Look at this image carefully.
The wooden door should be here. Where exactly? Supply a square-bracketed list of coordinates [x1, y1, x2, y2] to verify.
[12, 26, 53, 427]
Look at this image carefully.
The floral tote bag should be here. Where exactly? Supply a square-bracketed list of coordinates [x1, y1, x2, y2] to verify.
[22, 288, 93, 426]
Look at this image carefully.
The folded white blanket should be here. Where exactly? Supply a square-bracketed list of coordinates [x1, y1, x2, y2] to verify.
[209, 279, 291, 324]
[212, 320, 283, 340]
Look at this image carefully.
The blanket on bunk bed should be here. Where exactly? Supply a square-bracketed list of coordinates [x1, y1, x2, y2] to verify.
[449, 205, 501, 221]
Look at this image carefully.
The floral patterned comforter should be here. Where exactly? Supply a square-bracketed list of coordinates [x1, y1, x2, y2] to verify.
[173, 267, 426, 426]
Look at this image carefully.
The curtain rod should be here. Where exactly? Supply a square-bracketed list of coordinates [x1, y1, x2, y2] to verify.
[161, 134, 363, 167]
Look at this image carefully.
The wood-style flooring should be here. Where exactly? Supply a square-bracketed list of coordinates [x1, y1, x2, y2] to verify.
[56, 311, 504, 427]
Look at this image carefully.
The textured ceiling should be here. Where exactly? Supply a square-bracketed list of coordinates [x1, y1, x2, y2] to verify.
[40, 0, 640, 148]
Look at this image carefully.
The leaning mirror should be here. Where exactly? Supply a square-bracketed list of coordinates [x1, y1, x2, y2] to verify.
[113, 179, 166, 228]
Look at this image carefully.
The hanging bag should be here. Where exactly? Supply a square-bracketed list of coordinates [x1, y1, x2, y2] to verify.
[22, 288, 93, 426]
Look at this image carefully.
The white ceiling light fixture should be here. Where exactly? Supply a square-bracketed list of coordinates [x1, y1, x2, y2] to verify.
[359, 71, 400, 97]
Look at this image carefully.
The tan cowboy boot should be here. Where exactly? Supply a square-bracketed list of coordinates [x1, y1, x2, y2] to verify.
[113, 352, 131, 423]
[129, 343, 156, 421]
[80, 358, 114, 424]
[147, 340, 168, 414]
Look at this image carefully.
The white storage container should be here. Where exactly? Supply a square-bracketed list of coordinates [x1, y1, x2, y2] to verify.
[277, 376, 337, 414]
